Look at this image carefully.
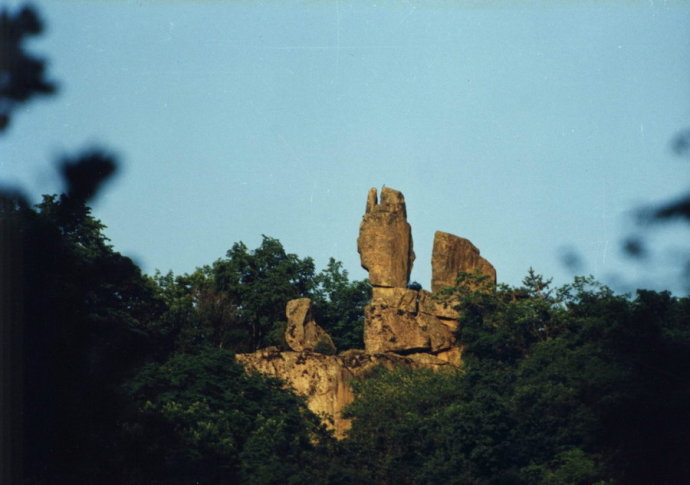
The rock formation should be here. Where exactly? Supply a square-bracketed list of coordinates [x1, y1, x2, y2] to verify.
[357, 190, 485, 359]
[363, 289, 456, 355]
[431, 231, 496, 292]
[237, 187, 496, 439]
[357, 187, 415, 288]
[237, 348, 451, 438]
[285, 298, 336, 353]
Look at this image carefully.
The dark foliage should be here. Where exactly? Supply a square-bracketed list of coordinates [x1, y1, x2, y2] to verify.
[651, 194, 690, 222]
[14, 192, 164, 484]
[59, 151, 117, 202]
[121, 347, 334, 485]
[312, 258, 371, 350]
[343, 274, 690, 485]
[0, 4, 55, 131]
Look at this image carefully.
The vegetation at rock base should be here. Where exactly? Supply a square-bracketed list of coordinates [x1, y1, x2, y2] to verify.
[9, 191, 690, 484]
[121, 347, 335, 485]
[342, 272, 690, 485]
[4, 189, 364, 484]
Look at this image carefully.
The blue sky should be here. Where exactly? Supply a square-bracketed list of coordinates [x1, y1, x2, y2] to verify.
[3, 0, 690, 293]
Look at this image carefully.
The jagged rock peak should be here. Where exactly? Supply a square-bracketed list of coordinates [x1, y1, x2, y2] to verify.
[431, 231, 496, 293]
[357, 187, 415, 288]
[285, 298, 336, 353]
[365, 186, 407, 218]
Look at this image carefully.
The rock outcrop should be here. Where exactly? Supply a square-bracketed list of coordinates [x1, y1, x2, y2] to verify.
[285, 298, 336, 353]
[237, 187, 497, 439]
[237, 348, 453, 438]
[358, 195, 484, 358]
[431, 231, 496, 292]
[357, 187, 415, 288]
[363, 292, 456, 355]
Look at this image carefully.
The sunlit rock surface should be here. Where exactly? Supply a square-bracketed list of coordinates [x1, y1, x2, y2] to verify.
[363, 301, 456, 354]
[357, 187, 415, 288]
[431, 230, 496, 292]
[237, 348, 454, 438]
[285, 298, 335, 353]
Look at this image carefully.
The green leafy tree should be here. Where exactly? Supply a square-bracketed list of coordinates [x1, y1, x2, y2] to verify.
[121, 347, 333, 484]
[150, 242, 370, 354]
[343, 366, 520, 485]
[312, 258, 371, 350]
[343, 273, 690, 485]
[210, 236, 318, 351]
[150, 268, 243, 356]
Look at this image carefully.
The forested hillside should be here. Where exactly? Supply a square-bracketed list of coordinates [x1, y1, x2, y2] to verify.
[6, 191, 690, 484]
[3, 4, 690, 484]
[344, 273, 690, 484]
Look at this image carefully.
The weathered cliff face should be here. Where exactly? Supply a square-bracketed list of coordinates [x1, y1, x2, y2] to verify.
[237, 348, 453, 438]
[363, 289, 457, 355]
[237, 187, 496, 439]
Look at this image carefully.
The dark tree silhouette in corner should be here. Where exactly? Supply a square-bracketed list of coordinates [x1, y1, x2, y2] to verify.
[0, 4, 145, 484]
[1, 5, 56, 484]
[0, 4, 55, 132]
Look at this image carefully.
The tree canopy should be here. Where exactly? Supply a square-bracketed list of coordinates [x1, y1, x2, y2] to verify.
[9, 192, 364, 484]
[341, 272, 690, 485]
[121, 347, 333, 485]
[148, 238, 369, 356]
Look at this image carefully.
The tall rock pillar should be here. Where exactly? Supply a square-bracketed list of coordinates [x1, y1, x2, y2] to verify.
[358, 187, 454, 359]
[357, 187, 415, 288]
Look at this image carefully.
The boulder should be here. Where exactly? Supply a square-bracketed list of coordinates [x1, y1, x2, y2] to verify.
[431, 231, 496, 292]
[406, 352, 455, 368]
[285, 298, 336, 353]
[363, 304, 428, 354]
[373, 287, 461, 321]
[235, 191, 505, 440]
[417, 312, 456, 353]
[357, 187, 415, 288]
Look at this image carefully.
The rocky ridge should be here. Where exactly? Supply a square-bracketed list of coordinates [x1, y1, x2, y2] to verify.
[237, 187, 496, 437]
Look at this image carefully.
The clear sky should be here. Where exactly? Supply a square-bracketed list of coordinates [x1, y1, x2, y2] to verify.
[3, 0, 690, 294]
